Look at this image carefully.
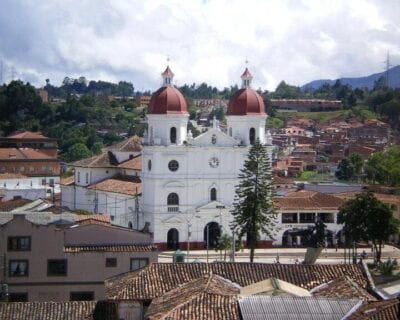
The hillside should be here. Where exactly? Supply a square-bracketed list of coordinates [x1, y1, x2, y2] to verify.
[302, 65, 400, 90]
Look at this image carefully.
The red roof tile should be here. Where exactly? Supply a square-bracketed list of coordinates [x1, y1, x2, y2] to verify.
[7, 131, 50, 140]
[64, 244, 156, 253]
[0, 198, 32, 212]
[87, 176, 141, 196]
[118, 156, 141, 170]
[146, 274, 240, 320]
[311, 276, 376, 301]
[0, 148, 54, 160]
[105, 263, 369, 301]
[348, 298, 400, 320]
[0, 300, 118, 320]
[275, 190, 344, 210]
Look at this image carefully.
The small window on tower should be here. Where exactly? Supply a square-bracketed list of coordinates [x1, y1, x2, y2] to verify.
[148, 159, 152, 171]
[170, 127, 177, 144]
[249, 128, 256, 145]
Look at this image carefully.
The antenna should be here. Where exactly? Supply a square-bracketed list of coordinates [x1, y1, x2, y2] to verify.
[10, 66, 16, 81]
[385, 51, 392, 88]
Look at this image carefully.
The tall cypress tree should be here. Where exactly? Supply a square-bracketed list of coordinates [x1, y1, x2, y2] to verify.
[231, 139, 277, 262]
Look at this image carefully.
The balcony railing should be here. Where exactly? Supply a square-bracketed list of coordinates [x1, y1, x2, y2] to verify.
[167, 206, 179, 213]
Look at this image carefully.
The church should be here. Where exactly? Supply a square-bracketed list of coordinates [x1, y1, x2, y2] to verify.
[141, 65, 273, 250]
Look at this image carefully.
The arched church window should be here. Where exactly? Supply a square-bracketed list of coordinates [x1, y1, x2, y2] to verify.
[170, 127, 177, 144]
[148, 159, 152, 171]
[211, 134, 217, 144]
[210, 188, 217, 201]
[249, 128, 256, 145]
[167, 193, 179, 212]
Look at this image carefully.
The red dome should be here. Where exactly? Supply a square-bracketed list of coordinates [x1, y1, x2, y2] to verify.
[148, 86, 188, 114]
[227, 88, 266, 116]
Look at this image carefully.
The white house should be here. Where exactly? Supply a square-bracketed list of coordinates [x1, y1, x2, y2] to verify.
[0, 173, 59, 201]
[61, 137, 142, 228]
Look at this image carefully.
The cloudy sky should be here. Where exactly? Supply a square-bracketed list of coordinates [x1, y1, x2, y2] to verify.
[0, 0, 399, 91]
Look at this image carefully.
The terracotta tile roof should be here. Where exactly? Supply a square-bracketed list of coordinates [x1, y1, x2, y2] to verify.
[64, 244, 156, 253]
[0, 300, 118, 320]
[0, 148, 54, 160]
[6, 131, 50, 140]
[311, 276, 377, 301]
[335, 191, 400, 203]
[275, 190, 344, 210]
[73, 136, 141, 167]
[348, 299, 400, 320]
[104, 135, 142, 152]
[60, 175, 75, 185]
[146, 274, 240, 320]
[0, 198, 32, 212]
[75, 214, 111, 223]
[87, 176, 141, 196]
[105, 263, 369, 301]
[0, 172, 28, 179]
[117, 156, 142, 170]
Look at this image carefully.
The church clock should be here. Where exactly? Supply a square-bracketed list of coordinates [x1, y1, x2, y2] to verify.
[209, 157, 219, 168]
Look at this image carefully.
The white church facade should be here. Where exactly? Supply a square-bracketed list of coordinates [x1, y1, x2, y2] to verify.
[140, 66, 274, 250]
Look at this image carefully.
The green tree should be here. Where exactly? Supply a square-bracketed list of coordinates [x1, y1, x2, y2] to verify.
[66, 143, 92, 162]
[231, 139, 277, 262]
[338, 192, 399, 261]
[335, 153, 363, 181]
[365, 146, 400, 186]
[217, 234, 232, 261]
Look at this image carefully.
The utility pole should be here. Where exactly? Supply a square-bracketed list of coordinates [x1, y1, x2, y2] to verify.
[135, 187, 139, 229]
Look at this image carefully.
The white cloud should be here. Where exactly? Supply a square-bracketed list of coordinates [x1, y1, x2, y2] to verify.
[0, 0, 399, 90]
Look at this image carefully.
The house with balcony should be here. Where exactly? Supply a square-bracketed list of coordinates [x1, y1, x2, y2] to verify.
[275, 190, 344, 246]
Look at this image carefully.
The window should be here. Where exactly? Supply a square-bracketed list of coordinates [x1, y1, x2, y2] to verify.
[130, 258, 149, 271]
[167, 193, 179, 212]
[148, 159, 152, 171]
[19, 166, 25, 172]
[210, 188, 217, 201]
[282, 213, 298, 223]
[249, 128, 256, 145]
[8, 236, 31, 251]
[47, 259, 67, 276]
[9, 260, 29, 277]
[8, 292, 28, 302]
[49, 178, 54, 186]
[70, 292, 94, 301]
[105, 258, 117, 267]
[168, 160, 179, 172]
[211, 134, 217, 144]
[299, 213, 315, 223]
[85, 173, 89, 184]
[77, 172, 80, 183]
[170, 127, 177, 144]
[318, 212, 334, 223]
[42, 178, 46, 185]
